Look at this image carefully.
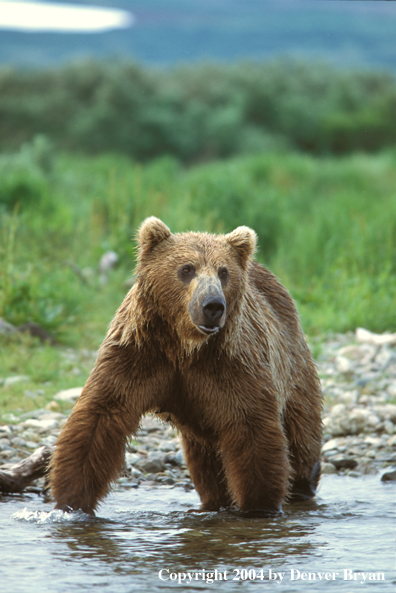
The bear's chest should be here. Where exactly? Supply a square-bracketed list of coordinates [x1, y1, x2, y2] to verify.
[155, 370, 222, 440]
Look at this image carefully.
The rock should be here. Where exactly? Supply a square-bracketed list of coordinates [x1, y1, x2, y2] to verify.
[321, 462, 337, 474]
[166, 450, 185, 467]
[99, 251, 119, 274]
[24, 390, 39, 399]
[0, 439, 13, 451]
[338, 344, 376, 364]
[125, 453, 141, 468]
[364, 450, 376, 459]
[0, 318, 17, 335]
[162, 477, 176, 485]
[364, 435, 383, 447]
[356, 327, 396, 346]
[331, 455, 358, 470]
[327, 408, 381, 437]
[337, 390, 359, 404]
[135, 456, 166, 474]
[375, 348, 396, 371]
[46, 401, 60, 412]
[10, 437, 26, 447]
[380, 470, 396, 482]
[387, 435, 396, 447]
[322, 438, 341, 453]
[3, 376, 30, 387]
[54, 387, 83, 403]
[1, 449, 17, 459]
[335, 355, 355, 374]
[159, 442, 176, 452]
[387, 384, 396, 399]
[23, 418, 58, 433]
[41, 435, 57, 447]
[1, 413, 20, 423]
[17, 322, 57, 345]
[384, 421, 395, 435]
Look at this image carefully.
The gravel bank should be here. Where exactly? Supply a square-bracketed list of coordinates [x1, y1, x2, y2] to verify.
[1, 328, 395, 495]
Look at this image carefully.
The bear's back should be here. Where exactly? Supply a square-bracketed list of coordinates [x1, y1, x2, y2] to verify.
[248, 260, 301, 336]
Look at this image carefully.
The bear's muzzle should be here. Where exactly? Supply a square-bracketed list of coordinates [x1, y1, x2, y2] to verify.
[200, 295, 226, 334]
[188, 276, 226, 336]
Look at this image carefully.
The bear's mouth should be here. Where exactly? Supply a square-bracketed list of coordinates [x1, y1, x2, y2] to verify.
[198, 325, 219, 336]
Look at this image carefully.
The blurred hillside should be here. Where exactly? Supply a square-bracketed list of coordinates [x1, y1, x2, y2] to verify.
[1, 0, 396, 70]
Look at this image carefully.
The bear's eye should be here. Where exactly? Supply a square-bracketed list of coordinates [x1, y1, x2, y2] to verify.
[218, 267, 229, 282]
[178, 264, 196, 282]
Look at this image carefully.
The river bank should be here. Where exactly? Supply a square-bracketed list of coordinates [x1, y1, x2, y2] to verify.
[1, 328, 395, 495]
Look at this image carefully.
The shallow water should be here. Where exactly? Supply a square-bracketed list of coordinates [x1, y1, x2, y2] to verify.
[1, 475, 394, 592]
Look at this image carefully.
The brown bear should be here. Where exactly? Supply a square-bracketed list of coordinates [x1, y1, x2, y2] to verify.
[50, 217, 322, 516]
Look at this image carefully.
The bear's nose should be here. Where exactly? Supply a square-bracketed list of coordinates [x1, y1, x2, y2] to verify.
[201, 296, 226, 325]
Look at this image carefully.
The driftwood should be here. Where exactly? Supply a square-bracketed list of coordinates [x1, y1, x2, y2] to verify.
[0, 446, 53, 494]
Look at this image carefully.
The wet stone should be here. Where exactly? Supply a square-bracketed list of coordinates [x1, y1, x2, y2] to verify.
[125, 453, 141, 468]
[135, 456, 166, 474]
[10, 437, 26, 447]
[387, 435, 396, 447]
[321, 462, 337, 474]
[380, 470, 396, 482]
[0, 439, 12, 451]
[331, 456, 358, 470]
[23, 418, 59, 433]
[0, 449, 17, 459]
[41, 435, 57, 447]
[166, 450, 185, 467]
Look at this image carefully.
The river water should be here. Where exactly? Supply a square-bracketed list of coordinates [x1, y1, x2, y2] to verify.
[1, 475, 394, 592]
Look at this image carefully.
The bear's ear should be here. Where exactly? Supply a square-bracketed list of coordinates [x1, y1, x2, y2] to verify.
[137, 217, 171, 256]
[226, 226, 257, 260]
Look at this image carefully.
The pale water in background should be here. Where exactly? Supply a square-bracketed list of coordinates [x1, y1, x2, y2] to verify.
[1, 475, 394, 592]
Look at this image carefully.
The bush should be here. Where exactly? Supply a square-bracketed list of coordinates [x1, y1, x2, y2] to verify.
[0, 136, 52, 211]
[0, 60, 395, 162]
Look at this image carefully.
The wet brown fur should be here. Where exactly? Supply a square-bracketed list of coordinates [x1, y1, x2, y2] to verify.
[50, 217, 322, 515]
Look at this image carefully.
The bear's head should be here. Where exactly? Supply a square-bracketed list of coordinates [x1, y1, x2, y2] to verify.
[135, 217, 256, 346]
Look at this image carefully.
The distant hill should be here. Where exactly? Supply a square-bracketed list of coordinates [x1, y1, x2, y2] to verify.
[1, 0, 396, 70]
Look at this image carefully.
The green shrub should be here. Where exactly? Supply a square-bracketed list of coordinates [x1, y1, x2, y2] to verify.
[0, 135, 52, 210]
[1, 60, 395, 162]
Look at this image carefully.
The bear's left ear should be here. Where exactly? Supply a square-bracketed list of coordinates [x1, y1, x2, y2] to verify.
[226, 226, 257, 260]
[137, 217, 172, 256]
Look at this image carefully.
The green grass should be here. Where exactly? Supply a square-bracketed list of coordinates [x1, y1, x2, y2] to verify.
[0, 145, 395, 416]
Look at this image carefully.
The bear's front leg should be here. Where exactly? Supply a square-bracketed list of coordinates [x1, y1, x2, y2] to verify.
[50, 387, 137, 514]
[219, 410, 291, 515]
[50, 341, 165, 514]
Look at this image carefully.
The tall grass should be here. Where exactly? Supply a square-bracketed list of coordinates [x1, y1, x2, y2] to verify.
[0, 143, 395, 346]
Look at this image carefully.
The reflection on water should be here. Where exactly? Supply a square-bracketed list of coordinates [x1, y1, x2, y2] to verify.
[1, 475, 395, 592]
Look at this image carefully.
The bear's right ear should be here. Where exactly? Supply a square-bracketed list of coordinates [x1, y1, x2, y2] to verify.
[137, 217, 171, 256]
